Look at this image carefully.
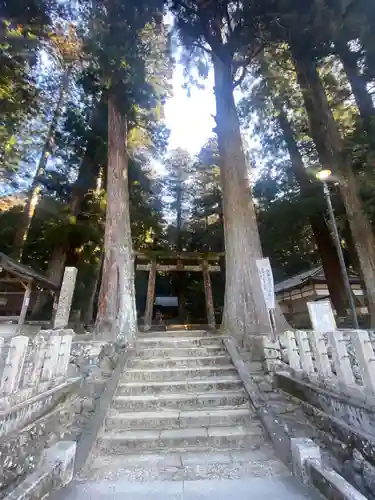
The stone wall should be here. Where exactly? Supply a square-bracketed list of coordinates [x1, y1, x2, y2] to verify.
[4, 442, 77, 500]
[226, 335, 372, 499]
[69, 338, 121, 435]
[291, 438, 368, 500]
[0, 328, 133, 497]
[247, 328, 375, 498]
[0, 330, 80, 498]
[275, 371, 375, 499]
[67, 336, 133, 473]
[0, 381, 80, 498]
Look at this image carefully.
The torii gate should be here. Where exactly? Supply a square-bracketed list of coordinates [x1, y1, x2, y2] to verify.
[136, 251, 224, 331]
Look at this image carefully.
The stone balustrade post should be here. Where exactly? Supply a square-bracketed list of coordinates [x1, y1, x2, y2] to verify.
[28, 336, 48, 390]
[42, 441, 77, 486]
[291, 438, 367, 499]
[295, 330, 314, 374]
[284, 330, 302, 371]
[0, 337, 5, 381]
[55, 334, 73, 378]
[260, 337, 282, 372]
[53, 267, 78, 329]
[327, 330, 355, 386]
[291, 437, 322, 484]
[309, 330, 332, 378]
[350, 329, 375, 393]
[41, 335, 62, 382]
[0, 336, 29, 395]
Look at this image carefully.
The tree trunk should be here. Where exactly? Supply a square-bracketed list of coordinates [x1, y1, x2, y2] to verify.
[70, 95, 107, 217]
[292, 46, 375, 325]
[94, 93, 137, 342]
[358, 1, 375, 81]
[277, 105, 349, 316]
[335, 38, 375, 132]
[175, 181, 186, 323]
[32, 95, 106, 317]
[30, 245, 67, 317]
[12, 67, 72, 261]
[31, 130, 102, 317]
[84, 252, 103, 325]
[212, 51, 288, 340]
[176, 181, 183, 248]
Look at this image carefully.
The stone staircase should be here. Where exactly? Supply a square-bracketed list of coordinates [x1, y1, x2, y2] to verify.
[84, 330, 289, 481]
[68, 330, 321, 499]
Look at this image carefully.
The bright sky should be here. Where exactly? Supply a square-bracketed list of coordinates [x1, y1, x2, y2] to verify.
[164, 64, 216, 155]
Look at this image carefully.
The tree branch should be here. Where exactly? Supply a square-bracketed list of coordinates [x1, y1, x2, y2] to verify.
[232, 43, 264, 79]
[192, 41, 212, 54]
[233, 66, 247, 88]
[173, 0, 220, 54]
[224, 4, 233, 36]
[172, 0, 199, 17]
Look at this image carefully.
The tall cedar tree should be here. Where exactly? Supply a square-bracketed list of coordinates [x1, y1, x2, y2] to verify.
[171, 0, 288, 340]
[274, 0, 375, 324]
[243, 51, 350, 316]
[85, 0, 166, 341]
[248, 0, 375, 323]
[164, 148, 194, 321]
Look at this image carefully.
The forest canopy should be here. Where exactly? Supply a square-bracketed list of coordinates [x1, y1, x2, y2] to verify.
[0, 0, 374, 339]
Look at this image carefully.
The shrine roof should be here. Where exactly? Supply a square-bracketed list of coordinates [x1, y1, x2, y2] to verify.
[0, 252, 58, 289]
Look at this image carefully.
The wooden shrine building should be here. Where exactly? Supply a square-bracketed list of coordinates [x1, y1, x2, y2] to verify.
[0, 252, 58, 330]
[136, 251, 223, 331]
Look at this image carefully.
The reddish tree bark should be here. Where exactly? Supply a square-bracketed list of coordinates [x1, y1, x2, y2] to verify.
[213, 51, 288, 341]
[94, 93, 137, 342]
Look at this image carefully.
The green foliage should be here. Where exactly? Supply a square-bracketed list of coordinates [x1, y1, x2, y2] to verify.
[83, 0, 167, 114]
[1, 0, 375, 324]
[0, 0, 57, 176]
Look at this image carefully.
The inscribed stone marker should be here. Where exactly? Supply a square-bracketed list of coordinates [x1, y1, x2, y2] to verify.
[307, 300, 336, 333]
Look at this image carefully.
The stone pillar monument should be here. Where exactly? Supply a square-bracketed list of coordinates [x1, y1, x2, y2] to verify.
[53, 267, 78, 329]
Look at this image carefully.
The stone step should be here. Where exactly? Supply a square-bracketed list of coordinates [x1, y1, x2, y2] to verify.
[128, 355, 232, 369]
[69, 476, 319, 499]
[121, 365, 238, 382]
[138, 330, 217, 338]
[86, 448, 287, 481]
[112, 390, 249, 411]
[116, 377, 242, 396]
[97, 425, 265, 454]
[136, 345, 227, 359]
[105, 407, 255, 430]
[136, 336, 225, 349]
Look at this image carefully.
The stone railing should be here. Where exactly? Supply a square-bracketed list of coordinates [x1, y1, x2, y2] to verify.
[261, 330, 375, 498]
[0, 330, 80, 498]
[0, 330, 73, 409]
[291, 438, 367, 500]
[3, 441, 76, 500]
[226, 336, 370, 499]
[262, 329, 375, 396]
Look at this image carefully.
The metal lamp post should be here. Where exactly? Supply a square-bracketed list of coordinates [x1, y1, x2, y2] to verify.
[316, 169, 359, 329]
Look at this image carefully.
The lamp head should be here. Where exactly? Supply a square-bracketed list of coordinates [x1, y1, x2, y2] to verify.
[316, 169, 332, 181]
